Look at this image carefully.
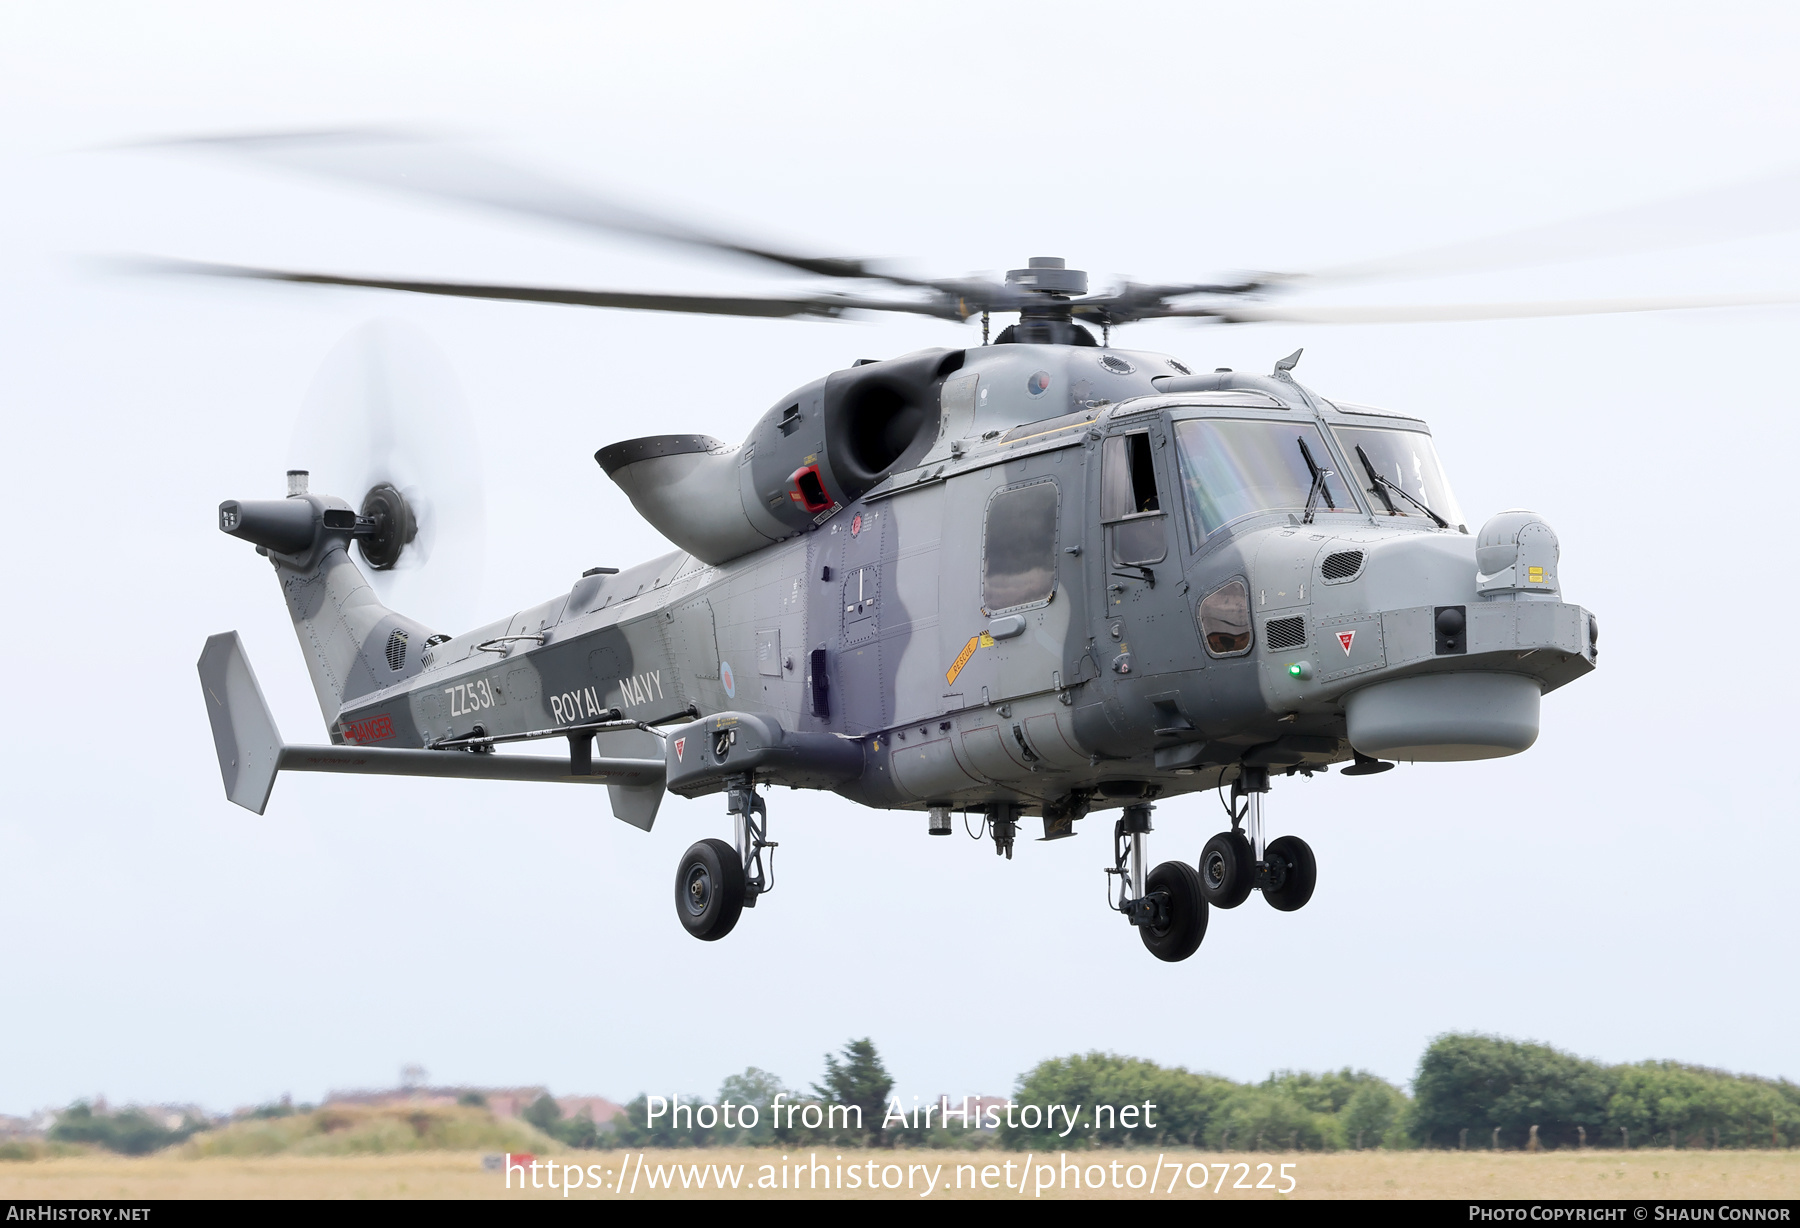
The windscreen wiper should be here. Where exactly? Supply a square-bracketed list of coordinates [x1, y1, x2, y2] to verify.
[1355, 444, 1448, 528]
[1296, 436, 1336, 524]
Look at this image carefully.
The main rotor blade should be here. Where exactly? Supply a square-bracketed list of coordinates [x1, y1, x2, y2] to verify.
[155, 129, 926, 287]
[136, 257, 965, 320]
[1191, 290, 1800, 325]
[1284, 163, 1800, 289]
[1069, 281, 1266, 324]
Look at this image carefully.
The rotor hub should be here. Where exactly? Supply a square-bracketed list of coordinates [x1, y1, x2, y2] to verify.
[1004, 256, 1087, 298]
[995, 257, 1095, 343]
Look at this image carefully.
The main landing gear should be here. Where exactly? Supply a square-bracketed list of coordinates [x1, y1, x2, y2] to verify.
[1198, 766, 1317, 913]
[1108, 803, 1209, 962]
[674, 775, 777, 942]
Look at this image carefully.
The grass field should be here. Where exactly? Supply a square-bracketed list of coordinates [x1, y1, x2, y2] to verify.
[2, 1148, 1796, 1200]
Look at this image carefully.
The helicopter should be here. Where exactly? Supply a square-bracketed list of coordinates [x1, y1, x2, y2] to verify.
[183, 133, 1794, 961]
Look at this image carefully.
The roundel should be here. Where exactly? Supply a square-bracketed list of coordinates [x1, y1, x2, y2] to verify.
[721, 661, 736, 698]
[1026, 370, 1052, 397]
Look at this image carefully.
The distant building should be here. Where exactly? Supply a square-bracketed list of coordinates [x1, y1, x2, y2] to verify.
[475, 1088, 547, 1119]
[935, 1095, 1011, 1130]
[0, 1114, 42, 1139]
[139, 1104, 210, 1130]
[5, 1103, 209, 1136]
[321, 1085, 624, 1129]
[555, 1096, 626, 1127]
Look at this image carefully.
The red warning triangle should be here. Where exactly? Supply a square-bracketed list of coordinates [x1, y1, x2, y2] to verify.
[1337, 630, 1356, 655]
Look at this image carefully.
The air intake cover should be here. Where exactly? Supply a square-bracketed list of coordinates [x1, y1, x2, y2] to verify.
[1266, 616, 1306, 651]
[1321, 550, 1364, 582]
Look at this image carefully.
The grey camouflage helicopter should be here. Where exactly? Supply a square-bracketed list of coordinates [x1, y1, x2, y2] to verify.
[184, 135, 1793, 960]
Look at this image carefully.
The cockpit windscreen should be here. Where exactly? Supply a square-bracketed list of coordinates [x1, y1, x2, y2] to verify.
[1330, 425, 1465, 529]
[1173, 418, 1361, 539]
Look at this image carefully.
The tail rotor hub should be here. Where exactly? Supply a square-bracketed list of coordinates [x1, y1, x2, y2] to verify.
[357, 482, 417, 570]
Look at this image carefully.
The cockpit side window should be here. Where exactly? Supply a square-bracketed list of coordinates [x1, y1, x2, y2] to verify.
[1102, 432, 1167, 565]
[1198, 578, 1252, 657]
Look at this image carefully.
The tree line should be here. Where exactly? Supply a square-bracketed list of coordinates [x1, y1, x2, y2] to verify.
[33, 1033, 1800, 1155]
[1008, 1036, 1800, 1151]
[1406, 1034, 1799, 1151]
[554, 1034, 1800, 1152]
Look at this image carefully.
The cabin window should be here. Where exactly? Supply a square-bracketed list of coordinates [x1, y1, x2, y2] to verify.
[1102, 431, 1167, 565]
[983, 479, 1059, 612]
[1198, 578, 1253, 657]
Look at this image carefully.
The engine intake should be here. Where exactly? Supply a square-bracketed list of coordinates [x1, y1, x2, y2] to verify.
[596, 348, 964, 565]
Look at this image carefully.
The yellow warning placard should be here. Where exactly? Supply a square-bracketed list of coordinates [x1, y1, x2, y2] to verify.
[946, 635, 981, 686]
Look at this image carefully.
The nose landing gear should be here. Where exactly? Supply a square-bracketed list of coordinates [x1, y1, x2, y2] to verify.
[1198, 767, 1317, 914]
[1199, 829, 1256, 908]
[1261, 834, 1317, 911]
[673, 775, 778, 942]
[1107, 803, 1209, 962]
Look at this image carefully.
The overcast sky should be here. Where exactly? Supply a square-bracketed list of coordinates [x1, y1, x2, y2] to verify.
[2, 1, 1796, 1115]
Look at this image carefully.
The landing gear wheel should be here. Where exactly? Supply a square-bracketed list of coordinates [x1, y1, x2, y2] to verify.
[1198, 831, 1256, 909]
[1261, 835, 1316, 912]
[675, 838, 746, 941]
[1140, 861, 1208, 963]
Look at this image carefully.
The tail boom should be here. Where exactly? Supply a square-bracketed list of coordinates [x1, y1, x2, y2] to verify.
[197, 631, 664, 819]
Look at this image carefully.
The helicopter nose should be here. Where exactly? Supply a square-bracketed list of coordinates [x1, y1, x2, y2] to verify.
[1325, 511, 1586, 762]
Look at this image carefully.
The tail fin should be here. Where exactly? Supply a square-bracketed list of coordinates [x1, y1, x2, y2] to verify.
[219, 495, 440, 731]
[197, 631, 284, 814]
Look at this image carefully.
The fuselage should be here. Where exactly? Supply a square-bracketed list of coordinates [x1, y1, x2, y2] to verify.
[332, 342, 1596, 825]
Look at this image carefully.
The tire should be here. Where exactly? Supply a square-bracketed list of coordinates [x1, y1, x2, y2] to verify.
[1198, 831, 1256, 909]
[1140, 861, 1209, 962]
[674, 838, 746, 940]
[1262, 835, 1317, 912]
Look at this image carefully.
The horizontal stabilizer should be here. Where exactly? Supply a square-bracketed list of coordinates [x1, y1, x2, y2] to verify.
[277, 746, 665, 787]
[198, 632, 667, 816]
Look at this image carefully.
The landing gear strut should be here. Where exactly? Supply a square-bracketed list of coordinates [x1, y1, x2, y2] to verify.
[673, 775, 778, 942]
[1107, 803, 1208, 962]
[1199, 767, 1317, 912]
